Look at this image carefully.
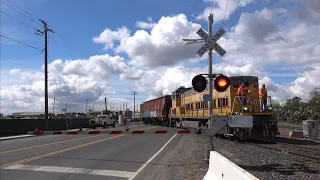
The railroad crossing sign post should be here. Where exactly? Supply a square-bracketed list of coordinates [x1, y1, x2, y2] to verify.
[182, 13, 227, 163]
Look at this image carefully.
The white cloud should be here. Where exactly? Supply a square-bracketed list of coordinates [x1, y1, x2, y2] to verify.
[94, 14, 203, 68]
[135, 21, 156, 29]
[92, 27, 130, 50]
[197, 0, 255, 22]
[0, 54, 142, 114]
[9, 69, 20, 75]
[2, 0, 320, 115]
[129, 3, 320, 102]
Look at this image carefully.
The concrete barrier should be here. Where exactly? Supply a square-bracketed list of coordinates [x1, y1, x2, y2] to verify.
[203, 151, 258, 180]
[289, 130, 304, 138]
[0, 118, 91, 137]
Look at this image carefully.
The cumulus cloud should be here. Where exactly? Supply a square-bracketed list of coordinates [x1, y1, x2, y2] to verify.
[129, 3, 320, 102]
[197, 0, 255, 22]
[1, 54, 141, 114]
[2, 0, 320, 114]
[9, 69, 20, 75]
[135, 16, 156, 29]
[94, 14, 203, 68]
[92, 27, 130, 50]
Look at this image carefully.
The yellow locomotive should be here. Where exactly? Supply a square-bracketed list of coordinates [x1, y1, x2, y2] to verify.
[168, 75, 278, 141]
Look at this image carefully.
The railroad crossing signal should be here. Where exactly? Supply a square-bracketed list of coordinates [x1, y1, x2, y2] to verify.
[214, 75, 230, 92]
[196, 27, 227, 57]
[192, 75, 207, 92]
[192, 74, 230, 93]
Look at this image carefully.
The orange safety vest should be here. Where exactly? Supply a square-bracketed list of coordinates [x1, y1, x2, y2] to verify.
[259, 87, 267, 100]
[237, 86, 248, 96]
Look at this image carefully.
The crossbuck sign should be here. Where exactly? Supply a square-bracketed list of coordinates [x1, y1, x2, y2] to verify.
[196, 27, 227, 57]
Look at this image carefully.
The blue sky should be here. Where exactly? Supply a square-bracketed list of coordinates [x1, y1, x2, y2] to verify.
[1, 0, 319, 113]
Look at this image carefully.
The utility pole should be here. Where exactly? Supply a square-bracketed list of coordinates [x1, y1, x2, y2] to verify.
[132, 91, 137, 119]
[105, 97, 108, 115]
[86, 98, 88, 114]
[40, 20, 53, 130]
[52, 98, 56, 114]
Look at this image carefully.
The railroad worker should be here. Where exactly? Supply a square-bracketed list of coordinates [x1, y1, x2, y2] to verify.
[237, 83, 248, 106]
[259, 84, 268, 112]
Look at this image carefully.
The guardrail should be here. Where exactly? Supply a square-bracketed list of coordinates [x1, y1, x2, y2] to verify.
[203, 151, 258, 180]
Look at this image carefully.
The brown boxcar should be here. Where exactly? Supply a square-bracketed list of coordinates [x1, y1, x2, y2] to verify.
[140, 95, 172, 126]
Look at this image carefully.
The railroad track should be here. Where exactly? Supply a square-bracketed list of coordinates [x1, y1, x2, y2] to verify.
[245, 141, 320, 161]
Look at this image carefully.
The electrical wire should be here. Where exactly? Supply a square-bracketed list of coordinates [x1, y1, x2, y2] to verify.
[221, 0, 229, 28]
[1, 0, 42, 27]
[0, 34, 43, 51]
[0, 10, 39, 31]
[2, 0, 95, 58]
[223, 0, 241, 50]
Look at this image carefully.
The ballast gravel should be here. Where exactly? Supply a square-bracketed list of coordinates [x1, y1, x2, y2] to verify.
[135, 133, 320, 180]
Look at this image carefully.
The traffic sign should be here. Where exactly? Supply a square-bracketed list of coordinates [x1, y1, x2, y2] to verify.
[196, 27, 227, 57]
[203, 94, 212, 102]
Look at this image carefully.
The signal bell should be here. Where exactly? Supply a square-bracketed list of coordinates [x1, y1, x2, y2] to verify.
[214, 75, 230, 92]
[192, 75, 207, 92]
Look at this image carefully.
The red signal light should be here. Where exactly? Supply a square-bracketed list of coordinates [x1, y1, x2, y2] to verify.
[192, 75, 207, 92]
[214, 75, 230, 92]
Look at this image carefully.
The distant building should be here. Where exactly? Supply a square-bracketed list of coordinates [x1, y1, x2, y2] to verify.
[11, 112, 54, 119]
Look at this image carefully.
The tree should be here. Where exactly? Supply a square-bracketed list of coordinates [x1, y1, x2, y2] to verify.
[273, 88, 320, 124]
[308, 87, 320, 114]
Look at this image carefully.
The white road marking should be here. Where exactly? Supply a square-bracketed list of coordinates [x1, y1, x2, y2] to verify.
[0, 135, 34, 141]
[3, 164, 135, 178]
[128, 133, 178, 180]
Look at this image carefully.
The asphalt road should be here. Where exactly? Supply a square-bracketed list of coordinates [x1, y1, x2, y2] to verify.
[0, 122, 209, 180]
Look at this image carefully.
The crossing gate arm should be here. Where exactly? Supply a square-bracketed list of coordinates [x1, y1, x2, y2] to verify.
[28, 129, 192, 136]
[203, 151, 259, 180]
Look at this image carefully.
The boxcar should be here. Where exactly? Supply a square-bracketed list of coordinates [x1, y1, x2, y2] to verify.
[140, 95, 172, 126]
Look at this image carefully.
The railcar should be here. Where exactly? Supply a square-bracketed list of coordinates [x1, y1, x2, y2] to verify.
[140, 75, 279, 141]
[140, 95, 172, 126]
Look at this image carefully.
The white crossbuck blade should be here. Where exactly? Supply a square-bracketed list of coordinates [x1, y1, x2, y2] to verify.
[196, 27, 227, 57]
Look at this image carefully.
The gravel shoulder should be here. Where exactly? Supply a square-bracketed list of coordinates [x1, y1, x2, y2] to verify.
[134, 132, 319, 180]
[213, 137, 320, 180]
[134, 134, 209, 180]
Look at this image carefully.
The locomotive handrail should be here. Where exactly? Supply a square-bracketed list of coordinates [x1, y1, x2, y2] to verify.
[231, 96, 241, 115]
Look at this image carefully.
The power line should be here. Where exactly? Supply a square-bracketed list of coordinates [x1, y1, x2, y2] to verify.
[1, 0, 42, 27]
[0, 34, 43, 51]
[0, 10, 39, 31]
[2, 0, 97, 58]
[223, 0, 241, 50]
[200, 0, 203, 28]
[221, 0, 229, 28]
[48, 35, 90, 59]
[50, 31, 95, 57]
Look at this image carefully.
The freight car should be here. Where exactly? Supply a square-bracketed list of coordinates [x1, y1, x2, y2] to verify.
[140, 95, 172, 126]
[140, 75, 279, 141]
